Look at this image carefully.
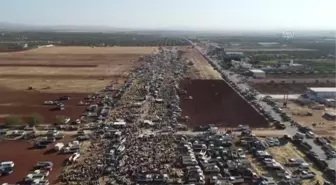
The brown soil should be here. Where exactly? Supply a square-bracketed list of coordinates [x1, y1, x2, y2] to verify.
[250, 83, 335, 94]
[0, 140, 71, 184]
[277, 101, 336, 137]
[179, 79, 268, 128]
[0, 89, 87, 124]
[0, 64, 98, 67]
[182, 48, 222, 80]
[0, 46, 154, 93]
[0, 74, 123, 79]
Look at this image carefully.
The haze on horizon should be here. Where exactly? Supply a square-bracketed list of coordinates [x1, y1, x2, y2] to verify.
[1, 0, 335, 31]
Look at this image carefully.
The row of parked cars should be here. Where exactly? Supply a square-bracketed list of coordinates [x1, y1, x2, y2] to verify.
[24, 161, 53, 185]
[315, 137, 336, 159]
[34, 130, 64, 149]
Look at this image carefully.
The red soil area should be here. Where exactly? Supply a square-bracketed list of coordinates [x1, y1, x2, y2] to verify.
[0, 89, 87, 124]
[179, 79, 268, 128]
[0, 140, 71, 184]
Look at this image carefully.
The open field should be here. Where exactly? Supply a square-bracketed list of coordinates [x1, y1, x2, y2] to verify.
[276, 101, 336, 137]
[0, 139, 72, 184]
[224, 48, 317, 52]
[250, 80, 335, 94]
[182, 48, 222, 80]
[5, 46, 157, 54]
[0, 46, 155, 92]
[179, 79, 268, 128]
[0, 89, 87, 123]
[0, 46, 154, 124]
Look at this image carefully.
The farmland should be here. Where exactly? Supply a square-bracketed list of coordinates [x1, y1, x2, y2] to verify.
[0, 32, 190, 52]
[179, 79, 269, 128]
[0, 46, 155, 124]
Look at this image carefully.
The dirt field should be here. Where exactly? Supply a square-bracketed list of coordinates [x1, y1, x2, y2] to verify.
[0, 139, 72, 184]
[250, 82, 335, 94]
[0, 89, 87, 124]
[182, 48, 222, 80]
[0, 46, 155, 92]
[179, 79, 268, 128]
[277, 101, 336, 137]
[0, 46, 154, 124]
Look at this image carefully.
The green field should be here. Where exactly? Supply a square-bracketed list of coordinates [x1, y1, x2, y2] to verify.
[260, 59, 335, 73]
[301, 59, 335, 72]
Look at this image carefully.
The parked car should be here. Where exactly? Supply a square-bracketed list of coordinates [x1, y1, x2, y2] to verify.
[24, 173, 46, 183]
[0, 166, 14, 176]
[0, 161, 15, 168]
[306, 131, 315, 138]
[35, 142, 49, 149]
[35, 162, 53, 171]
[59, 96, 70, 101]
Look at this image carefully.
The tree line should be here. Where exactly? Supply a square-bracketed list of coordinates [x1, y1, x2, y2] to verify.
[4, 114, 70, 127]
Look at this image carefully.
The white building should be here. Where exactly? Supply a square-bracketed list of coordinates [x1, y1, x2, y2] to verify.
[249, 69, 266, 78]
[307, 87, 336, 100]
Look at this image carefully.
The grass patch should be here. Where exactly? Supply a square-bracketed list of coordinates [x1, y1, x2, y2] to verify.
[247, 155, 265, 176]
[260, 60, 278, 65]
[268, 144, 325, 184]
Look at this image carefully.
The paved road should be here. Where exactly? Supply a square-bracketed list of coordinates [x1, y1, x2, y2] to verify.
[259, 94, 301, 100]
[191, 42, 336, 169]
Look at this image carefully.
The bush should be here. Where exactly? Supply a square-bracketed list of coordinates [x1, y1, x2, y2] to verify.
[55, 115, 67, 125]
[27, 113, 44, 127]
[5, 115, 23, 126]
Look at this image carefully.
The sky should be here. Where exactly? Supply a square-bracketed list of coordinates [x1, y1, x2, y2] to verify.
[1, 0, 335, 31]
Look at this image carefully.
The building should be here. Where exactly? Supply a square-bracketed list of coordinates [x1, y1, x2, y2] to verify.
[225, 52, 244, 58]
[232, 60, 252, 69]
[307, 87, 336, 100]
[249, 69, 266, 78]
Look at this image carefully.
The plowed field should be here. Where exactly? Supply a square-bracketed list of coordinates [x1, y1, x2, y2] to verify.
[0, 46, 155, 124]
[179, 79, 268, 128]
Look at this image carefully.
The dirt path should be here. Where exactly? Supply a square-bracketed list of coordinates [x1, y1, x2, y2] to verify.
[183, 48, 222, 80]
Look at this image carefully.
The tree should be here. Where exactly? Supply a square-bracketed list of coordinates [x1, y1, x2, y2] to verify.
[5, 115, 23, 126]
[55, 115, 67, 125]
[27, 113, 43, 127]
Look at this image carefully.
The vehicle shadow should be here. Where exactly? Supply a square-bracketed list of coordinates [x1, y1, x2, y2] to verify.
[43, 148, 56, 155]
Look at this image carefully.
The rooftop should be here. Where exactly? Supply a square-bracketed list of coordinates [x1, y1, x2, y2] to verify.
[309, 87, 336, 93]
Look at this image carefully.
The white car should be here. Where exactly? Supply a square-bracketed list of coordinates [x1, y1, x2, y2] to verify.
[306, 131, 315, 138]
[0, 161, 14, 168]
[25, 173, 45, 182]
[68, 153, 80, 162]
